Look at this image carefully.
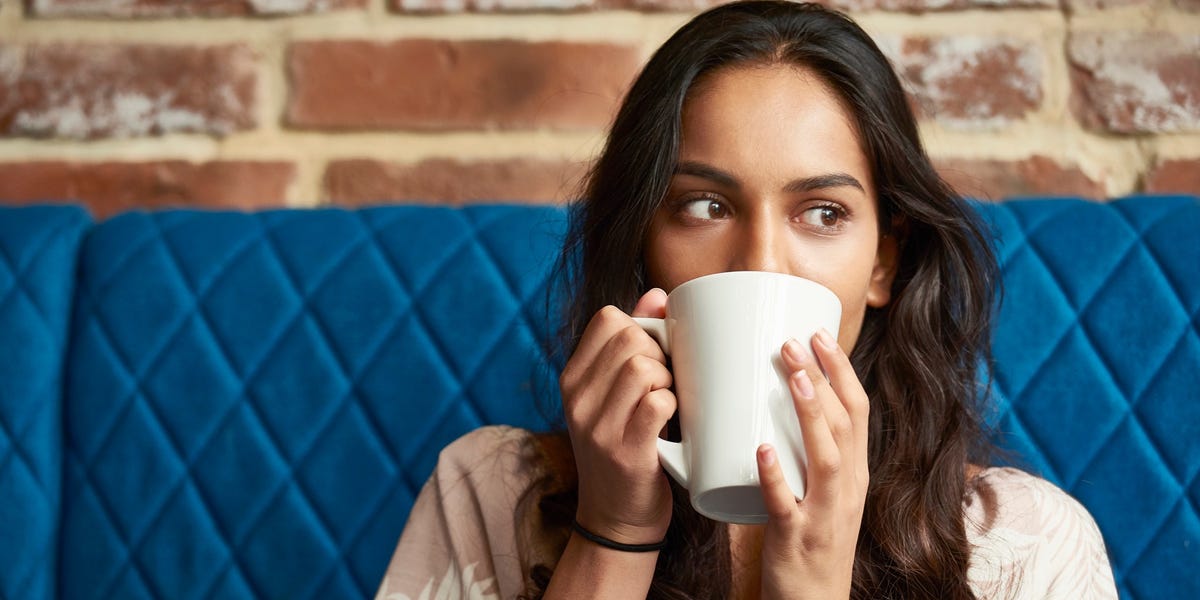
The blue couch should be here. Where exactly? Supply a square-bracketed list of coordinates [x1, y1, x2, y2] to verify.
[0, 196, 1196, 599]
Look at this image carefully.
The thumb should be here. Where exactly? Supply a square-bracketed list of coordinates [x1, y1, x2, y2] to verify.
[632, 288, 667, 318]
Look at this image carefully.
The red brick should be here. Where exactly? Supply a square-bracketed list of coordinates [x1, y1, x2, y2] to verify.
[393, 0, 602, 11]
[1144, 158, 1200, 195]
[0, 161, 294, 218]
[620, 0, 733, 8]
[936, 156, 1106, 200]
[287, 40, 642, 131]
[828, 0, 1053, 9]
[28, 0, 363, 17]
[885, 36, 1043, 129]
[396, 0, 1054, 11]
[0, 44, 257, 139]
[1063, 0, 1151, 10]
[323, 158, 586, 205]
[1070, 32, 1200, 133]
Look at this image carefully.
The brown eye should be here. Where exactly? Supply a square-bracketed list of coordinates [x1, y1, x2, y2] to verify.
[800, 205, 845, 229]
[682, 198, 730, 221]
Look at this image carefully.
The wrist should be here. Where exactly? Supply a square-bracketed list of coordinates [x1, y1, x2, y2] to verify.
[545, 531, 660, 598]
[572, 520, 667, 552]
[573, 509, 671, 547]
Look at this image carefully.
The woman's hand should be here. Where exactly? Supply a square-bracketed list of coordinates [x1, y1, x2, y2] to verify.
[757, 329, 870, 600]
[559, 289, 677, 546]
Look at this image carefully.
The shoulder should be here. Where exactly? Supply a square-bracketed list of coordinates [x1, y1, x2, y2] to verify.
[966, 467, 1098, 533]
[438, 425, 538, 469]
[965, 467, 1117, 598]
[378, 426, 551, 599]
[433, 425, 545, 494]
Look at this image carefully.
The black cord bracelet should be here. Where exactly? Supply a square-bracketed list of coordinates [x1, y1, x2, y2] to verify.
[571, 521, 667, 553]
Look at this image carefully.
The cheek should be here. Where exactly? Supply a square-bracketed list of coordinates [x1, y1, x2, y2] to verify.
[644, 226, 720, 292]
[834, 293, 868, 353]
[643, 232, 677, 290]
[799, 250, 877, 351]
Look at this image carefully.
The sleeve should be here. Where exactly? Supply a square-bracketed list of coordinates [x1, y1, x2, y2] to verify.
[374, 426, 542, 600]
[1036, 485, 1118, 599]
[966, 468, 1118, 599]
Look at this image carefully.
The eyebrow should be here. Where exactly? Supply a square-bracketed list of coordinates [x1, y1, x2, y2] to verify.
[674, 161, 865, 194]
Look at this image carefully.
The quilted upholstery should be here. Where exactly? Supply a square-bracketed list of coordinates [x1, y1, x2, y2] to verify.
[0, 196, 1194, 599]
[61, 207, 564, 599]
[0, 206, 89, 600]
[977, 197, 1199, 599]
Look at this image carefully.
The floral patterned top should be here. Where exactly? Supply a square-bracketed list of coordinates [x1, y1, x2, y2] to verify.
[375, 426, 1118, 600]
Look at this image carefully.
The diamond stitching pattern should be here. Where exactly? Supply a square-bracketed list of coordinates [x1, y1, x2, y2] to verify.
[34, 197, 1195, 599]
[155, 215, 378, 598]
[62, 206, 565, 599]
[356, 215, 480, 457]
[979, 197, 1200, 598]
[65, 214, 351, 598]
[0, 206, 89, 600]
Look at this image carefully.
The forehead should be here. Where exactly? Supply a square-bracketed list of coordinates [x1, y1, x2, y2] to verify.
[678, 64, 874, 194]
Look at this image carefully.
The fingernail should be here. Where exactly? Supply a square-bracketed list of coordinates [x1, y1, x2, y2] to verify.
[794, 369, 815, 399]
[783, 338, 809, 363]
[759, 444, 776, 466]
[816, 328, 837, 349]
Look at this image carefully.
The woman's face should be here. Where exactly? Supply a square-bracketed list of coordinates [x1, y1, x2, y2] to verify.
[644, 64, 898, 353]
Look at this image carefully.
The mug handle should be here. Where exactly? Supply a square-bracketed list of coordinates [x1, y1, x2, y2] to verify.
[631, 317, 669, 354]
[632, 317, 689, 488]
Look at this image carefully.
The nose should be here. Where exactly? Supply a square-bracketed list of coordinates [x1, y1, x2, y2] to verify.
[729, 214, 789, 274]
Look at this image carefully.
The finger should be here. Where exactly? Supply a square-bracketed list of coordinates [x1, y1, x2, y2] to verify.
[570, 334, 669, 437]
[625, 388, 677, 448]
[568, 354, 671, 459]
[783, 336, 848, 424]
[784, 337, 852, 450]
[600, 354, 673, 437]
[563, 303, 668, 407]
[789, 368, 842, 507]
[589, 324, 668, 384]
[812, 328, 869, 477]
[631, 288, 667, 319]
[561, 305, 634, 393]
[757, 444, 800, 527]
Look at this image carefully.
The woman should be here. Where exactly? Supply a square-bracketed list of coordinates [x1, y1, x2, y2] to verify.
[376, 2, 1116, 598]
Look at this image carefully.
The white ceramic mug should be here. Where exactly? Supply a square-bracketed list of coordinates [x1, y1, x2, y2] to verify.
[634, 271, 842, 524]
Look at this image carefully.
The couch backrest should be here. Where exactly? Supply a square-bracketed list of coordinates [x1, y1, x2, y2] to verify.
[0, 197, 1195, 599]
[0, 206, 90, 600]
[979, 197, 1199, 599]
[59, 206, 565, 599]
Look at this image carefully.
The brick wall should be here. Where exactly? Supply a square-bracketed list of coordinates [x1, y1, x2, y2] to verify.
[0, 0, 1197, 217]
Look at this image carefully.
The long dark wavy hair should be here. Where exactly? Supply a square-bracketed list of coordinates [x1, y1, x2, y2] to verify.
[518, 2, 1000, 598]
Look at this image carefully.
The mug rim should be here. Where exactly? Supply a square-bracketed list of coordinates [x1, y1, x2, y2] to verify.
[667, 270, 841, 308]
